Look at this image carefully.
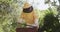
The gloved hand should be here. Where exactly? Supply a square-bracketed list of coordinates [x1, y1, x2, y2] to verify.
[17, 18, 26, 24]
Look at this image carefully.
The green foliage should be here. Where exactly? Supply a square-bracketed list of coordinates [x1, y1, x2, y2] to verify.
[43, 12, 59, 32]
[0, 0, 25, 32]
[38, 6, 58, 27]
[38, 7, 59, 32]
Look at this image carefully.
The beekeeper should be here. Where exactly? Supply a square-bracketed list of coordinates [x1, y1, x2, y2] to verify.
[17, 2, 39, 28]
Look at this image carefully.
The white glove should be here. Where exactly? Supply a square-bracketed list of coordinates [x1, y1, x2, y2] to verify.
[32, 19, 39, 28]
[17, 18, 25, 24]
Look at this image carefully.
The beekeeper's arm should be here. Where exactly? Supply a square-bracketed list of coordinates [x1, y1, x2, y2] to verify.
[32, 11, 39, 28]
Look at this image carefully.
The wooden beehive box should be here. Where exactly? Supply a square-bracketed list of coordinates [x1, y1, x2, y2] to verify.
[16, 27, 37, 32]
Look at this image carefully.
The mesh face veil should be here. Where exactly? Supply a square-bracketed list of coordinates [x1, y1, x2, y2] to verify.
[23, 6, 33, 13]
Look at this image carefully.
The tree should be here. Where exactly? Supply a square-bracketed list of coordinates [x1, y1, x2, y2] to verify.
[0, 0, 25, 32]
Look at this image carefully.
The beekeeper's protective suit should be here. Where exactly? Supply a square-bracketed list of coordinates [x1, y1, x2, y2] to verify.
[17, 2, 39, 28]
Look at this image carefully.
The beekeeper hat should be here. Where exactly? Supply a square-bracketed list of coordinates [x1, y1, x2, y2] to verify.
[23, 2, 31, 8]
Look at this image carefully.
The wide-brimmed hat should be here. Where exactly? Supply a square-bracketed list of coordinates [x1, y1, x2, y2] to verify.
[23, 2, 31, 8]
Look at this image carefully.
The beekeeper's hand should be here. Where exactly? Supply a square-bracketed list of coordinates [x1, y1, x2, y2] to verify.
[32, 19, 39, 28]
[17, 18, 24, 24]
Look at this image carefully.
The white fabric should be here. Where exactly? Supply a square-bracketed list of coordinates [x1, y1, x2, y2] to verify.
[32, 19, 39, 27]
[17, 18, 24, 24]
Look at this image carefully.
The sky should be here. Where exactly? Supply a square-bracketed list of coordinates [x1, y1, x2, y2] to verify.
[27, 0, 59, 10]
[33, 0, 49, 10]
[27, 0, 49, 10]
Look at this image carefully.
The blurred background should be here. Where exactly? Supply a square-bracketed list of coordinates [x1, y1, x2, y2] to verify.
[0, 0, 60, 32]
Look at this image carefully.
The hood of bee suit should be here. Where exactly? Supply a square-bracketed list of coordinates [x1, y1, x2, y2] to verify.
[23, 2, 33, 13]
